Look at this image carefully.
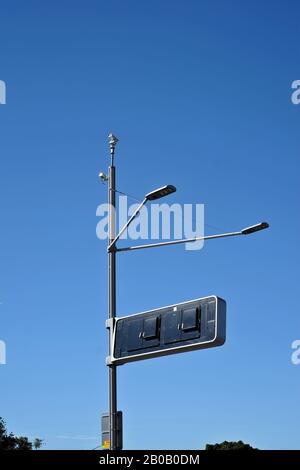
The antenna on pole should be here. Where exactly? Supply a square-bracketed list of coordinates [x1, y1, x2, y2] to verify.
[108, 133, 118, 166]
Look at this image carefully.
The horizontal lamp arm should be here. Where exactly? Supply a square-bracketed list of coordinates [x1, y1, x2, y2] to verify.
[115, 230, 242, 252]
[114, 222, 269, 253]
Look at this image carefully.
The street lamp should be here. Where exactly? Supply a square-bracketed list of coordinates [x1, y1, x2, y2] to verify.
[145, 184, 176, 201]
[102, 133, 269, 450]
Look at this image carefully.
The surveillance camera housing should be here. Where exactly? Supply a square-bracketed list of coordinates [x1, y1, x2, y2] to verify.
[99, 172, 108, 182]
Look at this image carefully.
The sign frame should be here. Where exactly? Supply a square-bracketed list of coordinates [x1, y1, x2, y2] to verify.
[109, 295, 226, 365]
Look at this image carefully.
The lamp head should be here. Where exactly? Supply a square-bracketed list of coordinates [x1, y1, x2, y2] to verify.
[241, 222, 269, 235]
[145, 185, 177, 201]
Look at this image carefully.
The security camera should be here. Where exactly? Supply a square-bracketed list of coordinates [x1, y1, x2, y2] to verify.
[99, 172, 108, 182]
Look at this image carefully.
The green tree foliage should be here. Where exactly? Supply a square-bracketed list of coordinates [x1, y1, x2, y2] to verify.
[0, 417, 42, 450]
[205, 440, 256, 450]
[33, 438, 44, 450]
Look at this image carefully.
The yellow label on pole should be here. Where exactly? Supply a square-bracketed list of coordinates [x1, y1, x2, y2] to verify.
[102, 440, 110, 449]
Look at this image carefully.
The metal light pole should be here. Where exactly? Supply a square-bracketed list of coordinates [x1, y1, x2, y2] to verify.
[101, 133, 269, 450]
[107, 133, 118, 450]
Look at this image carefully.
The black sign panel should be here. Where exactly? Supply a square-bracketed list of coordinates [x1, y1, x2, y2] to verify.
[111, 296, 226, 365]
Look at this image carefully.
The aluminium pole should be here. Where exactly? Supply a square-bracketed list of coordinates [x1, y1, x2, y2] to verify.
[108, 141, 118, 450]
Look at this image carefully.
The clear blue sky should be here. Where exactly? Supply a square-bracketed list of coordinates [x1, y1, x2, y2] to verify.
[1, 0, 300, 450]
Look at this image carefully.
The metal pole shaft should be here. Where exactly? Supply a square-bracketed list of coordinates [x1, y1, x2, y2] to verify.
[108, 163, 118, 450]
